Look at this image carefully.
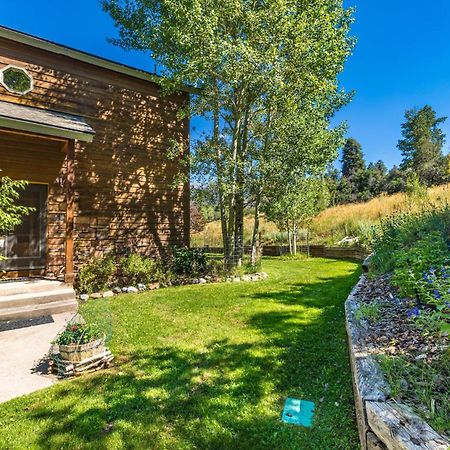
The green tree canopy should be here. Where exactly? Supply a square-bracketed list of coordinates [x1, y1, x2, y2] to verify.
[341, 138, 365, 179]
[0, 177, 32, 235]
[398, 105, 447, 186]
[103, 0, 354, 266]
[265, 177, 329, 254]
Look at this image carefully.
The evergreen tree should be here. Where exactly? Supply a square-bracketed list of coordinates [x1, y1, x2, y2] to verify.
[385, 165, 406, 194]
[365, 160, 387, 198]
[336, 176, 353, 204]
[324, 166, 340, 206]
[341, 138, 365, 178]
[398, 105, 447, 186]
[339, 138, 368, 202]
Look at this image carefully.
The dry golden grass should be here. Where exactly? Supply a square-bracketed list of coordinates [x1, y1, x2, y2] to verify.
[191, 183, 450, 246]
[310, 183, 450, 242]
[191, 214, 279, 247]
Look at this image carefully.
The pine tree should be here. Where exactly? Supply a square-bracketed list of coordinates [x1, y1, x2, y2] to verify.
[365, 160, 387, 198]
[398, 105, 447, 186]
[341, 138, 365, 178]
[385, 165, 406, 194]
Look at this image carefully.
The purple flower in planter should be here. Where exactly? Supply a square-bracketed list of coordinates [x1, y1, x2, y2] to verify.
[407, 307, 420, 317]
[429, 267, 436, 274]
[445, 301, 450, 308]
[433, 289, 441, 300]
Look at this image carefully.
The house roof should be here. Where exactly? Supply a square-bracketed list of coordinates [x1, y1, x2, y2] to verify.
[0, 25, 193, 93]
[0, 100, 95, 142]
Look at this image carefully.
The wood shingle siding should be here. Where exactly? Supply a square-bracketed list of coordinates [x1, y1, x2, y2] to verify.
[0, 34, 189, 278]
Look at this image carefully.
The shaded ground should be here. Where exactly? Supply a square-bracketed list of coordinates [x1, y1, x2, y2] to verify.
[0, 258, 360, 449]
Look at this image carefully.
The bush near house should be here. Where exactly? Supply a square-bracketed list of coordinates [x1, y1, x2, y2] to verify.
[118, 254, 163, 286]
[76, 247, 230, 294]
[77, 257, 116, 294]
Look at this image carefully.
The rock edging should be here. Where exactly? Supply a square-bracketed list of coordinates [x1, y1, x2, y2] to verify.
[345, 275, 450, 450]
[78, 272, 269, 301]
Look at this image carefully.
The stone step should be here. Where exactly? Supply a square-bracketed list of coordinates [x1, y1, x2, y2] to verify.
[0, 298, 78, 322]
[0, 288, 76, 309]
[0, 279, 69, 297]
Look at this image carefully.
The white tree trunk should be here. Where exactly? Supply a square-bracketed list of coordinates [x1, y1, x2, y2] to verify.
[293, 222, 297, 255]
[306, 228, 310, 257]
[287, 222, 292, 255]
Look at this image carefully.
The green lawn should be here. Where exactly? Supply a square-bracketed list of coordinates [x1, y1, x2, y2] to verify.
[0, 258, 361, 449]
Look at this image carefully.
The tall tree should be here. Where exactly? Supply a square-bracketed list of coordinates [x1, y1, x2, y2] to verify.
[398, 105, 447, 186]
[341, 138, 365, 178]
[103, 0, 354, 267]
[324, 166, 340, 206]
[385, 165, 406, 195]
[364, 160, 387, 199]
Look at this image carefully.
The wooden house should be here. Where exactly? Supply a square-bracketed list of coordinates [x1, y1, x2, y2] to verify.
[0, 26, 190, 283]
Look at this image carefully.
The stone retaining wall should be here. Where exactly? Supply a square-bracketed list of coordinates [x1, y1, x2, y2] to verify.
[345, 276, 450, 450]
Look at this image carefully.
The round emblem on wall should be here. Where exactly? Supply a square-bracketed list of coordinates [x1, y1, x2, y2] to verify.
[0, 65, 33, 95]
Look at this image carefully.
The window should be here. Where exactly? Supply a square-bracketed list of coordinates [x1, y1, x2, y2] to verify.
[0, 65, 33, 95]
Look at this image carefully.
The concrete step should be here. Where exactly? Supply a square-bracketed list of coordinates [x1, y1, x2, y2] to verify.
[0, 288, 76, 309]
[0, 299, 78, 322]
[0, 278, 78, 322]
[0, 279, 70, 297]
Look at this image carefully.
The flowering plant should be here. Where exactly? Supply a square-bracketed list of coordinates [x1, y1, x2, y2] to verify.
[406, 265, 450, 334]
[55, 323, 103, 346]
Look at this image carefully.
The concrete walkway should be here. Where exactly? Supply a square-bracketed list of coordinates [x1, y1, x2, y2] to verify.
[0, 312, 72, 403]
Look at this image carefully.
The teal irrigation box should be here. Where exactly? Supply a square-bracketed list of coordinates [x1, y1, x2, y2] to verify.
[281, 398, 315, 428]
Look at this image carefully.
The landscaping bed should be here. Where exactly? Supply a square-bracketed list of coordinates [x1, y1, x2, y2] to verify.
[346, 205, 450, 449]
[0, 258, 360, 449]
[346, 275, 449, 449]
[75, 247, 268, 301]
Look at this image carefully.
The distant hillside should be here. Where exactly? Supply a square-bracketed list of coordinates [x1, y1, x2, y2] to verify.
[310, 183, 450, 244]
[191, 183, 450, 247]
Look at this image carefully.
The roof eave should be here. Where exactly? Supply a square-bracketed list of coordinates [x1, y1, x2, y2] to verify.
[0, 116, 95, 142]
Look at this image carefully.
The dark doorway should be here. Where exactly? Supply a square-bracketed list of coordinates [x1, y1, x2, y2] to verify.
[1, 183, 47, 271]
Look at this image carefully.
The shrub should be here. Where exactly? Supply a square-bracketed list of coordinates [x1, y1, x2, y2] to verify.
[372, 206, 450, 274]
[171, 246, 208, 276]
[119, 254, 159, 286]
[77, 257, 115, 294]
[371, 204, 450, 333]
[390, 232, 449, 298]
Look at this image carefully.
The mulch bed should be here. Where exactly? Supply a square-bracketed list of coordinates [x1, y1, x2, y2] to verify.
[353, 275, 449, 433]
[354, 275, 449, 363]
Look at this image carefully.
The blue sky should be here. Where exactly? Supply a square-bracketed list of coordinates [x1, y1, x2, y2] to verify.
[1, 0, 449, 169]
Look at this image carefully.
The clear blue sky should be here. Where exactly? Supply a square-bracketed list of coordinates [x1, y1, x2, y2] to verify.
[1, 0, 449, 169]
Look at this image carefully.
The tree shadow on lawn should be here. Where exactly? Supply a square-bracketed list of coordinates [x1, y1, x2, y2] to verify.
[18, 267, 361, 449]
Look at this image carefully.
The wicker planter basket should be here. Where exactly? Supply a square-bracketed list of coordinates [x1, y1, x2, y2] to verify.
[58, 338, 106, 363]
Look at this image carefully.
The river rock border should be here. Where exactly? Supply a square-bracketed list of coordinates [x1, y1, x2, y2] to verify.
[345, 275, 450, 450]
[79, 272, 269, 301]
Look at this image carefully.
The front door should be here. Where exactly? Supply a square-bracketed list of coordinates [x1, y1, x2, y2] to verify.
[0, 183, 47, 271]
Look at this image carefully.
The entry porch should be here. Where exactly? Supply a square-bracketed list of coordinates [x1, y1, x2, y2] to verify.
[0, 100, 94, 283]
